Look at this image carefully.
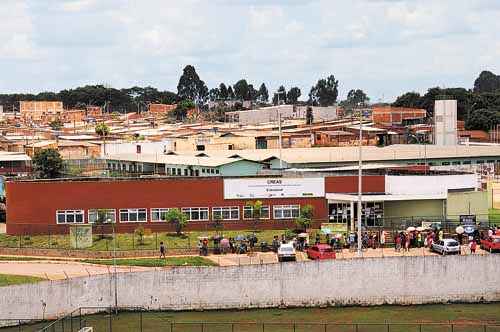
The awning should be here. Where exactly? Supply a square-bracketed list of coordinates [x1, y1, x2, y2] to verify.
[326, 193, 446, 202]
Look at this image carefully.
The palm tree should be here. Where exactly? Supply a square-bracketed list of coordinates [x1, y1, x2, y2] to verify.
[95, 123, 110, 155]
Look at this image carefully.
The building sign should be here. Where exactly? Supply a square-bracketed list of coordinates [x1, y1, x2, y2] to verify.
[224, 178, 325, 199]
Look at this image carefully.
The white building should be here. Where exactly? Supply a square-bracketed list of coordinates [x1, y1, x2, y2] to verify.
[434, 100, 457, 146]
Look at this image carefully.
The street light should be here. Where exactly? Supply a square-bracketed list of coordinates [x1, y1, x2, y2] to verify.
[109, 218, 118, 312]
[357, 104, 364, 256]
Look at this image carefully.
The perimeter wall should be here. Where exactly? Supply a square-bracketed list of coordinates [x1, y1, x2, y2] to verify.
[1, 254, 500, 321]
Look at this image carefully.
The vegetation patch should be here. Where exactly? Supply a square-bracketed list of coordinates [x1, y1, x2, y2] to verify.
[0, 274, 45, 287]
[82, 256, 216, 267]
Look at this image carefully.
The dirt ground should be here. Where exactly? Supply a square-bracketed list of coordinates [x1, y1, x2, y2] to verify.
[0, 261, 151, 280]
[0, 246, 490, 280]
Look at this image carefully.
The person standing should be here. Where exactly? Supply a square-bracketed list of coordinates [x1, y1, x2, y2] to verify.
[159, 241, 166, 259]
[469, 238, 477, 254]
[380, 230, 386, 248]
[395, 233, 401, 252]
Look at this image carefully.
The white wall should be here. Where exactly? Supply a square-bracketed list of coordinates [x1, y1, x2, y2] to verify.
[385, 174, 478, 195]
[103, 140, 174, 156]
[1, 255, 499, 322]
[434, 100, 457, 146]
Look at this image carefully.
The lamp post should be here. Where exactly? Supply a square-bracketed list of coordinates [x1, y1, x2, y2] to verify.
[357, 105, 363, 256]
[109, 218, 117, 312]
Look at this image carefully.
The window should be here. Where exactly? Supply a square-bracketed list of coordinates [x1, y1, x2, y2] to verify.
[151, 208, 170, 222]
[273, 205, 300, 219]
[88, 209, 116, 223]
[215, 169, 220, 174]
[184, 169, 188, 176]
[56, 210, 84, 224]
[212, 206, 239, 220]
[119, 208, 147, 222]
[442, 162, 450, 166]
[243, 205, 270, 220]
[476, 160, 484, 164]
[181, 207, 209, 221]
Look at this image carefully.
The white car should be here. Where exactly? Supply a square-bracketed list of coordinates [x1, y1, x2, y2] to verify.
[431, 239, 460, 255]
[277, 242, 296, 262]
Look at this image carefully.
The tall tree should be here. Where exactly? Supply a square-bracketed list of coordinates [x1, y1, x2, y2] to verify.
[474, 71, 500, 93]
[392, 92, 422, 108]
[209, 88, 220, 101]
[286, 87, 301, 104]
[233, 79, 250, 101]
[341, 89, 370, 108]
[32, 148, 64, 179]
[257, 83, 269, 103]
[227, 86, 235, 100]
[465, 107, 500, 131]
[309, 75, 339, 106]
[176, 65, 208, 105]
[248, 84, 258, 101]
[219, 83, 229, 100]
[273, 86, 287, 105]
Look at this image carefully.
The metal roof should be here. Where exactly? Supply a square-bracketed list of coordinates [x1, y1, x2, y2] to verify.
[0, 152, 31, 161]
[103, 153, 262, 167]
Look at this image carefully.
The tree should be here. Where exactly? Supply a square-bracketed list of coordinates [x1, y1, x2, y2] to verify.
[49, 118, 63, 131]
[227, 86, 235, 100]
[465, 107, 499, 131]
[295, 204, 314, 231]
[287, 87, 301, 104]
[135, 225, 145, 245]
[309, 75, 339, 106]
[248, 84, 258, 101]
[233, 79, 250, 101]
[32, 148, 64, 179]
[306, 106, 314, 125]
[94, 209, 111, 240]
[273, 86, 287, 105]
[173, 99, 196, 120]
[95, 122, 110, 155]
[163, 208, 188, 235]
[257, 83, 269, 103]
[209, 88, 220, 101]
[177, 65, 208, 105]
[392, 92, 422, 108]
[341, 89, 369, 108]
[245, 200, 263, 234]
[474, 71, 500, 93]
[219, 83, 229, 100]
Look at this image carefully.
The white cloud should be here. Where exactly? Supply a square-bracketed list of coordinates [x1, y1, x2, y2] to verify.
[0, 0, 499, 101]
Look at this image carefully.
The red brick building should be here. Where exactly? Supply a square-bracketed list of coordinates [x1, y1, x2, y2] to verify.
[372, 106, 426, 126]
[148, 104, 176, 114]
[5, 176, 385, 235]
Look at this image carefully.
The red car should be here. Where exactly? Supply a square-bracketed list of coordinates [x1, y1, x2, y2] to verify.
[480, 236, 500, 253]
[306, 244, 336, 260]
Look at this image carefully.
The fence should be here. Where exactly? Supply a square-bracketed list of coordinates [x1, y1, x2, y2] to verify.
[2, 307, 500, 332]
[1, 215, 498, 252]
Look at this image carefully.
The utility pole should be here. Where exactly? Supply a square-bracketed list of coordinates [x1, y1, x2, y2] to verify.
[357, 106, 363, 256]
[110, 219, 118, 313]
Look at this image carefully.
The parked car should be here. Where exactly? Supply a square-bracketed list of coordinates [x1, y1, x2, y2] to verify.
[480, 236, 500, 253]
[306, 244, 336, 260]
[277, 242, 296, 262]
[431, 239, 460, 255]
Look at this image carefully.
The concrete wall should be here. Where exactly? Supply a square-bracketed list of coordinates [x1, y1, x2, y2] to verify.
[2, 255, 500, 321]
[384, 199, 444, 218]
[447, 191, 489, 221]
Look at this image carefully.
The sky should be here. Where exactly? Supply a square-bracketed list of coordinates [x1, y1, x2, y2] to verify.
[1, 0, 500, 103]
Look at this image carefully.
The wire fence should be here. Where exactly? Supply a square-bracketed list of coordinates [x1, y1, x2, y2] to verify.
[1, 216, 498, 253]
[2, 307, 500, 332]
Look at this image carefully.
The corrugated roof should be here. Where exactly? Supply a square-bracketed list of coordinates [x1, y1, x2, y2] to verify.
[0, 152, 31, 161]
[104, 153, 262, 167]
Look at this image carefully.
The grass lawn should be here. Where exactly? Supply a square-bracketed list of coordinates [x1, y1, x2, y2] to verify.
[5, 304, 500, 332]
[0, 274, 45, 287]
[0, 229, 293, 252]
[82, 256, 216, 267]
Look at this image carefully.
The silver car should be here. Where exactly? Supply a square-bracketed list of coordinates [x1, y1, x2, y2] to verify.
[431, 239, 460, 255]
